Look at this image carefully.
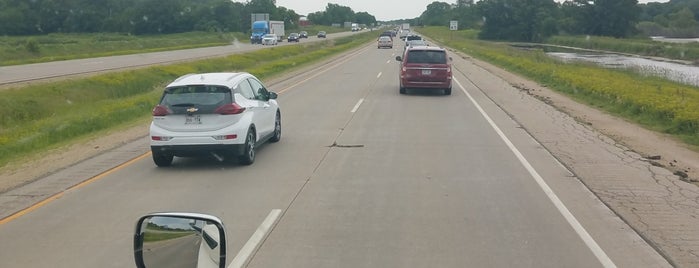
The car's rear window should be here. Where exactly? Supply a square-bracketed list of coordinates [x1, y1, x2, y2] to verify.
[160, 85, 232, 114]
[406, 50, 447, 64]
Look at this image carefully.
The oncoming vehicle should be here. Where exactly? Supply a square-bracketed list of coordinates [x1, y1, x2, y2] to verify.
[377, 36, 393, 49]
[395, 46, 453, 95]
[261, 34, 277, 45]
[299, 31, 308, 38]
[287, 32, 300, 42]
[317, 31, 327, 38]
[149, 72, 282, 167]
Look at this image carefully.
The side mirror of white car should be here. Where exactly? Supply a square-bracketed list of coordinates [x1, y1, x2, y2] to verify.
[134, 212, 227, 268]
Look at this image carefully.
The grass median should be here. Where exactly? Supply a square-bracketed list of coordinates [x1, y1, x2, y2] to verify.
[418, 27, 699, 148]
[0, 31, 376, 169]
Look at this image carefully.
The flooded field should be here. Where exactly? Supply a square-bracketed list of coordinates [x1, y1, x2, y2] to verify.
[547, 52, 699, 87]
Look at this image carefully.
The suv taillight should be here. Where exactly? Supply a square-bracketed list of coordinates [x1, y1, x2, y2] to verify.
[215, 103, 245, 115]
[152, 105, 171, 116]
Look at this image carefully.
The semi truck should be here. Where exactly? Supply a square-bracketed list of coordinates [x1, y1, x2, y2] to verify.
[250, 20, 285, 44]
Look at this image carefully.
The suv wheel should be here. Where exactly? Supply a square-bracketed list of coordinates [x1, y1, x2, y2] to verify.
[270, 112, 281, 142]
[239, 129, 256, 165]
[399, 86, 406, 94]
[152, 151, 173, 167]
[445, 87, 452, 95]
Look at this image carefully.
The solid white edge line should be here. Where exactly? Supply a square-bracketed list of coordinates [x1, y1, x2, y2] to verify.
[351, 98, 364, 113]
[229, 209, 283, 268]
[454, 78, 617, 268]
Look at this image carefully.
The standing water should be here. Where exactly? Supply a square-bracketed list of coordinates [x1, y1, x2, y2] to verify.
[547, 52, 699, 87]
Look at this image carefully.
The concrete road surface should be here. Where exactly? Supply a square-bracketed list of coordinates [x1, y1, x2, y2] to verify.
[0, 43, 670, 267]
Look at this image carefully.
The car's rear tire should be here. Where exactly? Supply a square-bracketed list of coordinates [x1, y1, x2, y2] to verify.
[152, 151, 173, 167]
[445, 87, 452, 95]
[239, 128, 256, 165]
[270, 112, 281, 143]
[399, 86, 406, 94]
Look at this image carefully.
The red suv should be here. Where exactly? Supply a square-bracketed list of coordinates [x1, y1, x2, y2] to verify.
[395, 46, 452, 95]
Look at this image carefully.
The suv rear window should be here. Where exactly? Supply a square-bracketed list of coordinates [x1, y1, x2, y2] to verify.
[406, 50, 447, 64]
[406, 35, 422, 41]
[160, 85, 232, 114]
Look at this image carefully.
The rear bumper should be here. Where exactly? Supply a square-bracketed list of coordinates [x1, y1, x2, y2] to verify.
[151, 144, 245, 157]
[400, 79, 451, 89]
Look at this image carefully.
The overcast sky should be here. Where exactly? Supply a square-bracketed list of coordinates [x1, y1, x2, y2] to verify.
[273, 0, 670, 21]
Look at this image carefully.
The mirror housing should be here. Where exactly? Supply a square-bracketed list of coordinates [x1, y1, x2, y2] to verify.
[268, 92, 278, 100]
[134, 212, 227, 268]
[395, 56, 402, 61]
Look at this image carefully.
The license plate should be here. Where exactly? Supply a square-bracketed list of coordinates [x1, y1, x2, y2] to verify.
[421, 69, 431, 75]
[185, 115, 202, 125]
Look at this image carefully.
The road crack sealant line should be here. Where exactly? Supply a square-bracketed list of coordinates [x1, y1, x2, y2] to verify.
[452, 60, 675, 266]
[235, 43, 377, 267]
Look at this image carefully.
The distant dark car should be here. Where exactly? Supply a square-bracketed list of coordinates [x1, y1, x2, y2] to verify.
[288, 33, 300, 42]
[406, 35, 422, 42]
[395, 46, 452, 95]
[299, 31, 308, 38]
[317, 31, 327, 38]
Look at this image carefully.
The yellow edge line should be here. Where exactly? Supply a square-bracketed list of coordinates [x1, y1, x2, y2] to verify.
[0, 152, 151, 225]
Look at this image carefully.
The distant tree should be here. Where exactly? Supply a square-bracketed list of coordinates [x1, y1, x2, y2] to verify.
[420, 2, 452, 26]
[477, 0, 558, 42]
[325, 3, 354, 25]
[561, 0, 639, 38]
[668, 8, 698, 37]
[354, 12, 376, 26]
[452, 0, 481, 29]
[307, 11, 329, 26]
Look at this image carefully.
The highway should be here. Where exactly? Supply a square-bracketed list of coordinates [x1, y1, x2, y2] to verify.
[0, 41, 671, 267]
[0, 31, 355, 86]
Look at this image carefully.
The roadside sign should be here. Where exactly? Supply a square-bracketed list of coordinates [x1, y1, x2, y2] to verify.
[450, 20, 458, 31]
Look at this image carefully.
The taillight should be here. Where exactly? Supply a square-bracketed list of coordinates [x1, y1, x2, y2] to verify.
[214, 103, 245, 115]
[151, 136, 172, 141]
[152, 105, 171, 116]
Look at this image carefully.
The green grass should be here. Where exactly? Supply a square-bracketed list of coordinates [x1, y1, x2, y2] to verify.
[0, 32, 249, 66]
[418, 27, 699, 146]
[0, 31, 376, 168]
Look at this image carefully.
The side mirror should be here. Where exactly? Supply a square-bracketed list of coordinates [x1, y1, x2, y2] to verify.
[268, 92, 278, 99]
[134, 213, 227, 268]
[395, 56, 402, 61]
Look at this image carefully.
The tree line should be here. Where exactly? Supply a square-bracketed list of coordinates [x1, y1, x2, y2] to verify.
[410, 0, 699, 42]
[0, 0, 375, 36]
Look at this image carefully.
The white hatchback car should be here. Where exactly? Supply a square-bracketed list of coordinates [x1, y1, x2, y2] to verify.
[150, 72, 281, 167]
[261, 34, 277, 45]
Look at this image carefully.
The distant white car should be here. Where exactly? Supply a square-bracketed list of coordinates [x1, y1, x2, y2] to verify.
[150, 72, 281, 166]
[261, 34, 278, 45]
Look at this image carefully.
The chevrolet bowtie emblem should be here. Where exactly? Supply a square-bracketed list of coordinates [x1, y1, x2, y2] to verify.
[186, 107, 199, 113]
